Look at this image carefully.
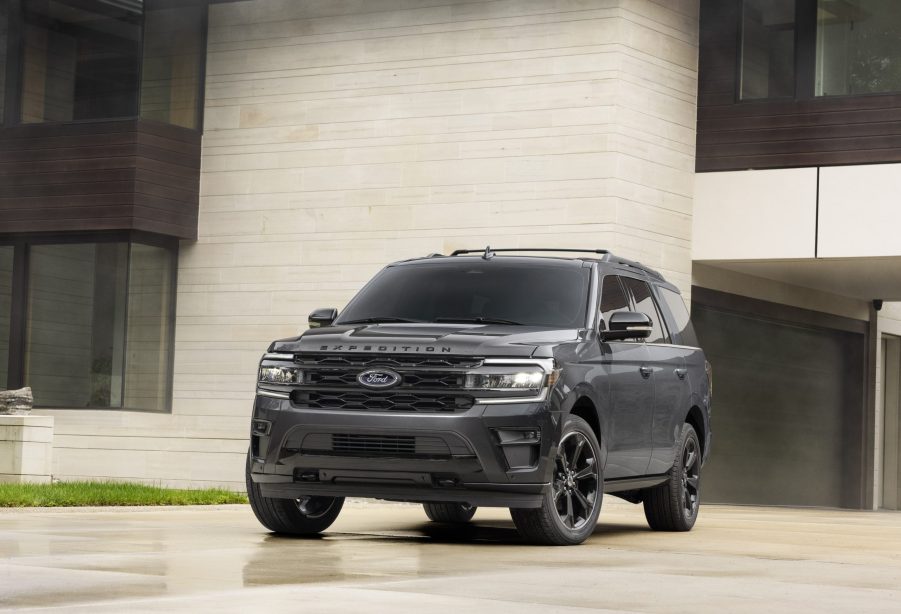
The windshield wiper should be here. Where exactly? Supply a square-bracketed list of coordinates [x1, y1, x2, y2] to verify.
[339, 317, 423, 325]
[434, 317, 522, 326]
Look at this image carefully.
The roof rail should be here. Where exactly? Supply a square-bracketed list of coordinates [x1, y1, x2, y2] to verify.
[450, 247, 610, 257]
[601, 253, 664, 281]
[442, 247, 663, 280]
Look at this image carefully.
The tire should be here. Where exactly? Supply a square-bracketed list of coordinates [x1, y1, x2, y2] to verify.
[245, 452, 344, 535]
[642, 423, 701, 532]
[423, 502, 477, 523]
[510, 415, 603, 546]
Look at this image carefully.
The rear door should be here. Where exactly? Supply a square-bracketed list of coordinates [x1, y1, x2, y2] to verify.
[620, 277, 688, 476]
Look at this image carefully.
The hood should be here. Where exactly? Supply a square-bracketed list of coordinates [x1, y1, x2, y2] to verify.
[270, 323, 581, 358]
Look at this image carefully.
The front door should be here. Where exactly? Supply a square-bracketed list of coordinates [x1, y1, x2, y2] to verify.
[597, 275, 654, 478]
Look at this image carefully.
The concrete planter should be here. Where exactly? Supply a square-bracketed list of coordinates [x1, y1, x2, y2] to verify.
[0, 388, 54, 484]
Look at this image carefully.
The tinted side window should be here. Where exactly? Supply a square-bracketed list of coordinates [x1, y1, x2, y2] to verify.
[659, 288, 699, 347]
[621, 277, 668, 344]
[599, 275, 630, 329]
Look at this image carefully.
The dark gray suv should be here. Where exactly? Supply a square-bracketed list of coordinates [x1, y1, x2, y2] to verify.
[246, 248, 712, 545]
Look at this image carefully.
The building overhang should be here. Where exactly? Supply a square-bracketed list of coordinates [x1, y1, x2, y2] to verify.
[695, 257, 901, 302]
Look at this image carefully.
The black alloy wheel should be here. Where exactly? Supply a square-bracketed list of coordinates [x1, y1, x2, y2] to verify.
[296, 496, 340, 519]
[680, 435, 701, 519]
[642, 423, 702, 531]
[553, 430, 601, 530]
[510, 414, 603, 545]
[246, 451, 344, 535]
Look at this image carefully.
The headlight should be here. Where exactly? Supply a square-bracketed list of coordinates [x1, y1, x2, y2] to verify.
[259, 365, 302, 384]
[464, 368, 547, 390]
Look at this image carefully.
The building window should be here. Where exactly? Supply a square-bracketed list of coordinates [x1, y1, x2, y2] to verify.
[2, 237, 175, 410]
[8, 0, 206, 128]
[0, 0, 8, 123]
[816, 0, 901, 96]
[740, 0, 797, 100]
[0, 246, 12, 390]
[140, 1, 205, 129]
[20, 0, 143, 123]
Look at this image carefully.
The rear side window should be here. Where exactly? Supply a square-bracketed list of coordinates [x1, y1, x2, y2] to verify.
[599, 275, 630, 329]
[620, 277, 668, 344]
[659, 287, 698, 347]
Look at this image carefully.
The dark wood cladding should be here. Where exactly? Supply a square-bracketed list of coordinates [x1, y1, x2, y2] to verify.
[697, 0, 901, 172]
[0, 119, 200, 239]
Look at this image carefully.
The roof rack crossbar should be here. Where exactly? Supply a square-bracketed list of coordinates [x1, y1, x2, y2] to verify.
[449, 248, 610, 256]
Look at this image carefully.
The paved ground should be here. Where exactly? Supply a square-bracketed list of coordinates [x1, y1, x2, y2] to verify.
[1, 499, 899, 613]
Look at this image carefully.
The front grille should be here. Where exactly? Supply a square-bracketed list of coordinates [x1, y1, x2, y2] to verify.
[295, 353, 482, 369]
[299, 433, 452, 458]
[306, 370, 462, 389]
[292, 390, 474, 413]
[289, 353, 476, 412]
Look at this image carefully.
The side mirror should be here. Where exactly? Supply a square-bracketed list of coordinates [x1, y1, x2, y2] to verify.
[308, 308, 338, 328]
[600, 311, 653, 341]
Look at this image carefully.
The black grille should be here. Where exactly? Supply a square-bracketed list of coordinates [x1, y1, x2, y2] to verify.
[305, 370, 462, 389]
[292, 390, 473, 412]
[290, 353, 476, 412]
[299, 433, 452, 458]
[295, 353, 482, 369]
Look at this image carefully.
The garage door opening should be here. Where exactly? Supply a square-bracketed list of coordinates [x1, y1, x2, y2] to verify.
[692, 288, 866, 509]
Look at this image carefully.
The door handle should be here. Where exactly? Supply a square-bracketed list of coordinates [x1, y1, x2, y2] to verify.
[639, 365, 653, 379]
[674, 368, 687, 380]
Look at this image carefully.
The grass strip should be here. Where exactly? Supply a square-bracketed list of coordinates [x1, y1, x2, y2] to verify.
[0, 481, 248, 507]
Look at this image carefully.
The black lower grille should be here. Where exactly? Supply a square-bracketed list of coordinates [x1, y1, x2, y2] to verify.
[300, 433, 452, 458]
[292, 390, 474, 412]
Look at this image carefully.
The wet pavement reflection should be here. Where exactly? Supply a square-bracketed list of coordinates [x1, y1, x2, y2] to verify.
[2, 500, 900, 612]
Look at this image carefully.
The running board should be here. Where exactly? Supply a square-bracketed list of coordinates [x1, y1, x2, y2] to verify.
[604, 475, 669, 493]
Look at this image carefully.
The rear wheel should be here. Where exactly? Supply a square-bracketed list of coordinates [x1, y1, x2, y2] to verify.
[423, 502, 477, 523]
[246, 452, 343, 535]
[642, 424, 701, 531]
[510, 415, 603, 545]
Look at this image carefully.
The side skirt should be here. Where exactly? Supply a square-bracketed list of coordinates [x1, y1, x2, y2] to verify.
[603, 474, 669, 493]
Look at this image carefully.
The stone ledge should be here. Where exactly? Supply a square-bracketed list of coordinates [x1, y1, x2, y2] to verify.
[0, 415, 54, 428]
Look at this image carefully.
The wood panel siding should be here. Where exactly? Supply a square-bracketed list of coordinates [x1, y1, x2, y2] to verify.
[696, 0, 901, 172]
[0, 120, 200, 239]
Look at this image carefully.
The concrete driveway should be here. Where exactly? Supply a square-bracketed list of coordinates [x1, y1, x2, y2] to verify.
[1, 498, 899, 613]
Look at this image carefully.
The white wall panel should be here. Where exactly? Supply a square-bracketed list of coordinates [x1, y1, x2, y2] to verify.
[819, 163, 901, 258]
[693, 168, 817, 261]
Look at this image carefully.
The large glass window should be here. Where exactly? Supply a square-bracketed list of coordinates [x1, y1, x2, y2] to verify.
[740, 0, 797, 100]
[0, 0, 8, 123]
[123, 243, 174, 410]
[14, 240, 174, 409]
[816, 0, 901, 96]
[21, 0, 143, 123]
[0, 246, 12, 389]
[13, 0, 206, 127]
[140, 1, 205, 129]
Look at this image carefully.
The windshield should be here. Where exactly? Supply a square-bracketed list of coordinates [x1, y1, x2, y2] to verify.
[336, 261, 591, 328]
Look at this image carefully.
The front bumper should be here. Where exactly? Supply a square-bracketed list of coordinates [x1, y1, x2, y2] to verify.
[249, 394, 561, 508]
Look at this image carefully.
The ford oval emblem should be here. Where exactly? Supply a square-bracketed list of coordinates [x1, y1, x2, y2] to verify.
[357, 369, 401, 389]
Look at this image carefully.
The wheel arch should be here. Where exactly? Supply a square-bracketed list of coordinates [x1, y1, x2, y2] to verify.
[561, 389, 608, 472]
[684, 405, 707, 459]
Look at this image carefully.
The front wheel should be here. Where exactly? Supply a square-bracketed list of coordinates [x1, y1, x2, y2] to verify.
[510, 415, 603, 545]
[246, 452, 343, 535]
[642, 423, 701, 531]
